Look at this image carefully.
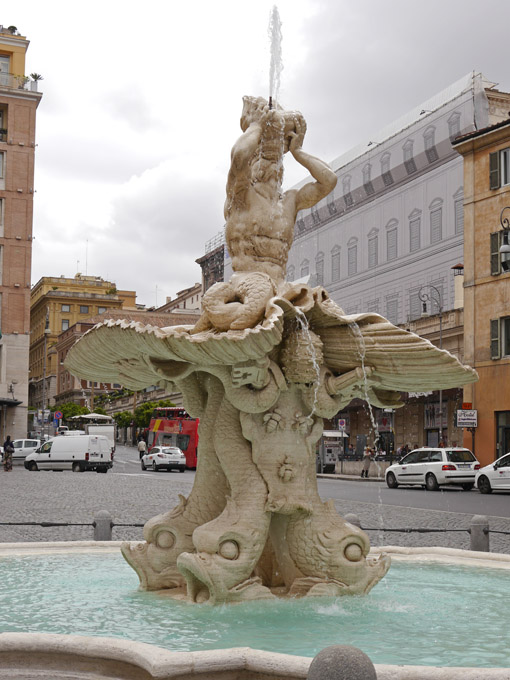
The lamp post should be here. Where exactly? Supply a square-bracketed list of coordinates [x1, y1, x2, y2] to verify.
[419, 284, 444, 445]
[499, 207, 510, 272]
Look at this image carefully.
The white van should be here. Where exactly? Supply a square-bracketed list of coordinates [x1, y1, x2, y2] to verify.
[24, 435, 113, 473]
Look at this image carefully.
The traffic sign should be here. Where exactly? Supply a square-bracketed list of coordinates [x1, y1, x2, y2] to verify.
[338, 419, 346, 430]
[54, 411, 63, 420]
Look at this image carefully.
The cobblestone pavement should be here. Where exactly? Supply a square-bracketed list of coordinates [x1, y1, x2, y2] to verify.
[1, 446, 509, 554]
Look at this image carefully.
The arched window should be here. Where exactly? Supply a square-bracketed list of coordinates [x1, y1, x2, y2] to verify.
[287, 265, 295, 282]
[453, 187, 464, 235]
[363, 163, 375, 195]
[367, 228, 379, 269]
[424, 126, 438, 163]
[347, 238, 358, 276]
[409, 209, 422, 252]
[381, 152, 393, 186]
[403, 139, 417, 175]
[448, 112, 461, 142]
[342, 175, 353, 207]
[386, 219, 398, 261]
[300, 259, 310, 277]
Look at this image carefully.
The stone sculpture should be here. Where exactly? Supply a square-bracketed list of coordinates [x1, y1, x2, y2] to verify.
[65, 96, 477, 604]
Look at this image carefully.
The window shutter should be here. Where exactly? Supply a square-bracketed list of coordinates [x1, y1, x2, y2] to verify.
[490, 232, 501, 275]
[387, 228, 397, 260]
[430, 208, 442, 244]
[348, 246, 357, 276]
[368, 237, 378, 268]
[454, 199, 464, 235]
[491, 318, 501, 360]
[490, 151, 501, 190]
[410, 218, 421, 252]
[409, 292, 421, 320]
[331, 251, 340, 281]
[316, 257, 324, 286]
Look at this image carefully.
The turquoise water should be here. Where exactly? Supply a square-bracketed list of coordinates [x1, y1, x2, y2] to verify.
[0, 553, 509, 668]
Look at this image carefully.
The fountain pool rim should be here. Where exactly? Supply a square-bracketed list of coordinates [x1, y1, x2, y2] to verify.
[0, 542, 509, 680]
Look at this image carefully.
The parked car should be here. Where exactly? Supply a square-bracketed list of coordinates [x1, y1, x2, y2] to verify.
[11, 438, 41, 464]
[385, 447, 480, 491]
[141, 446, 186, 472]
[475, 452, 510, 494]
[24, 435, 112, 473]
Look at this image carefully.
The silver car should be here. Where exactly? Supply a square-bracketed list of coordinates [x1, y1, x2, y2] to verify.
[11, 439, 41, 464]
[141, 446, 186, 472]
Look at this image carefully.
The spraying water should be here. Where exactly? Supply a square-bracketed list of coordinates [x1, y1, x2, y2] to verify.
[268, 6, 283, 108]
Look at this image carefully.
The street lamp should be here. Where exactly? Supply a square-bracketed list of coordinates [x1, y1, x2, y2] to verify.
[499, 207, 510, 272]
[419, 284, 444, 445]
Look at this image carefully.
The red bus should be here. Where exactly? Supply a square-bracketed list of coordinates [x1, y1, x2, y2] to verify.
[148, 407, 199, 469]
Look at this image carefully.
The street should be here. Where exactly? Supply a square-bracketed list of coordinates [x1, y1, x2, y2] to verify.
[1, 444, 509, 553]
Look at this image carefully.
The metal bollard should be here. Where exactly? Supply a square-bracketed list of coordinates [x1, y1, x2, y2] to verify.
[344, 513, 361, 528]
[307, 645, 377, 680]
[470, 514, 490, 552]
[94, 510, 113, 541]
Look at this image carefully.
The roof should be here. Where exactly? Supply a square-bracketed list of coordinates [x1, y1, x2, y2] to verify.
[83, 309, 200, 328]
[452, 116, 510, 145]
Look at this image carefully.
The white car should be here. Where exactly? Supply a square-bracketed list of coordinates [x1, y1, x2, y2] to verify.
[141, 446, 186, 472]
[385, 447, 480, 491]
[11, 439, 41, 464]
[475, 452, 510, 494]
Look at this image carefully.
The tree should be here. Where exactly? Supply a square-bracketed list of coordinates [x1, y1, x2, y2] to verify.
[113, 411, 133, 429]
[93, 406, 107, 415]
[133, 399, 175, 428]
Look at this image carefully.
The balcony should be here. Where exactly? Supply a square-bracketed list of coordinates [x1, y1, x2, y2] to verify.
[0, 73, 40, 93]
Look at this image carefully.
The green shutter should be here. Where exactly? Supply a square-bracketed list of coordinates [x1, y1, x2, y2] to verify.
[490, 151, 501, 190]
[491, 318, 501, 360]
[491, 232, 501, 275]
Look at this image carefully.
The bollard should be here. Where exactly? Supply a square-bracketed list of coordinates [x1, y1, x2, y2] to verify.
[470, 514, 490, 552]
[344, 513, 361, 528]
[307, 645, 377, 680]
[94, 510, 113, 541]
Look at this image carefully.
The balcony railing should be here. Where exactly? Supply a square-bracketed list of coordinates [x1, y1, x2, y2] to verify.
[0, 73, 40, 93]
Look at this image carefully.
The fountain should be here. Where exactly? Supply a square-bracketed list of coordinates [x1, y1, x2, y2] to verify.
[64, 94, 477, 607]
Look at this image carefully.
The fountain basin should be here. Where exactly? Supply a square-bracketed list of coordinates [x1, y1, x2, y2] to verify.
[0, 542, 508, 678]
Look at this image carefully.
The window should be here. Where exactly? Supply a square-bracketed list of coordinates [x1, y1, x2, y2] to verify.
[300, 259, 309, 277]
[287, 265, 295, 282]
[490, 148, 510, 189]
[386, 221, 398, 261]
[368, 232, 378, 268]
[327, 195, 337, 215]
[454, 190, 464, 235]
[429, 199, 443, 244]
[362, 164, 375, 195]
[297, 218, 305, 233]
[342, 175, 353, 207]
[403, 140, 417, 175]
[316, 252, 324, 286]
[424, 127, 439, 163]
[311, 206, 320, 225]
[347, 241, 357, 276]
[409, 211, 421, 252]
[381, 153, 393, 186]
[386, 296, 399, 325]
[98, 306, 107, 314]
[331, 246, 341, 282]
[79, 305, 89, 314]
[62, 319, 69, 331]
[409, 291, 422, 321]
[448, 112, 461, 142]
[0, 151, 4, 178]
[490, 231, 510, 275]
[491, 317, 510, 359]
[61, 304, 70, 312]
[366, 298, 379, 313]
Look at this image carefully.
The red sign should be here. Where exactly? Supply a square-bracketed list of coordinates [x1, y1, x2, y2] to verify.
[462, 403, 473, 410]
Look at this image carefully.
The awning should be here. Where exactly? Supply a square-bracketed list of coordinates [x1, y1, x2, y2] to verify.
[0, 398, 22, 407]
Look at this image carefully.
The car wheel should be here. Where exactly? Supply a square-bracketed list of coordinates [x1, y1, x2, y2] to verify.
[141, 461, 146, 471]
[179, 468, 185, 473]
[461, 483, 474, 491]
[72, 462, 82, 473]
[425, 473, 439, 491]
[478, 475, 492, 494]
[29, 462, 38, 472]
[386, 472, 398, 489]
[152, 462, 158, 472]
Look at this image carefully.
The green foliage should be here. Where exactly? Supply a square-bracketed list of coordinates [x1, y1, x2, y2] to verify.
[92, 406, 107, 415]
[113, 411, 133, 429]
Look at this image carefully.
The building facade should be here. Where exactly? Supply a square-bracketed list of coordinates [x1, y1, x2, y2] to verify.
[453, 118, 510, 466]
[0, 26, 42, 440]
[29, 274, 136, 413]
[158, 282, 202, 313]
[219, 72, 510, 452]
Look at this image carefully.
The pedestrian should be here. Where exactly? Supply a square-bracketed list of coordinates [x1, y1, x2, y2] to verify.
[137, 438, 147, 460]
[361, 446, 372, 478]
[3, 435, 14, 472]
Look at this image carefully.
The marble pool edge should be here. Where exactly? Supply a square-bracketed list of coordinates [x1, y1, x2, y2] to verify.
[0, 542, 508, 680]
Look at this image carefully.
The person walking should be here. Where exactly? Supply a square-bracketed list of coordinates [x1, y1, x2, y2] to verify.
[3, 435, 14, 472]
[137, 438, 147, 460]
[361, 447, 372, 478]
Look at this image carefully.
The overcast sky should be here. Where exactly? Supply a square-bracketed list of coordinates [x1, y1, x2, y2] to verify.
[4, 0, 510, 307]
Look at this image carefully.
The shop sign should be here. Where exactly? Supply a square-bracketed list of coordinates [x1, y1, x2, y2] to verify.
[456, 409, 477, 428]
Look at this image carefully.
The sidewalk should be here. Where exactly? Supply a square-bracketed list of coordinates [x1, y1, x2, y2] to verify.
[317, 472, 385, 482]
